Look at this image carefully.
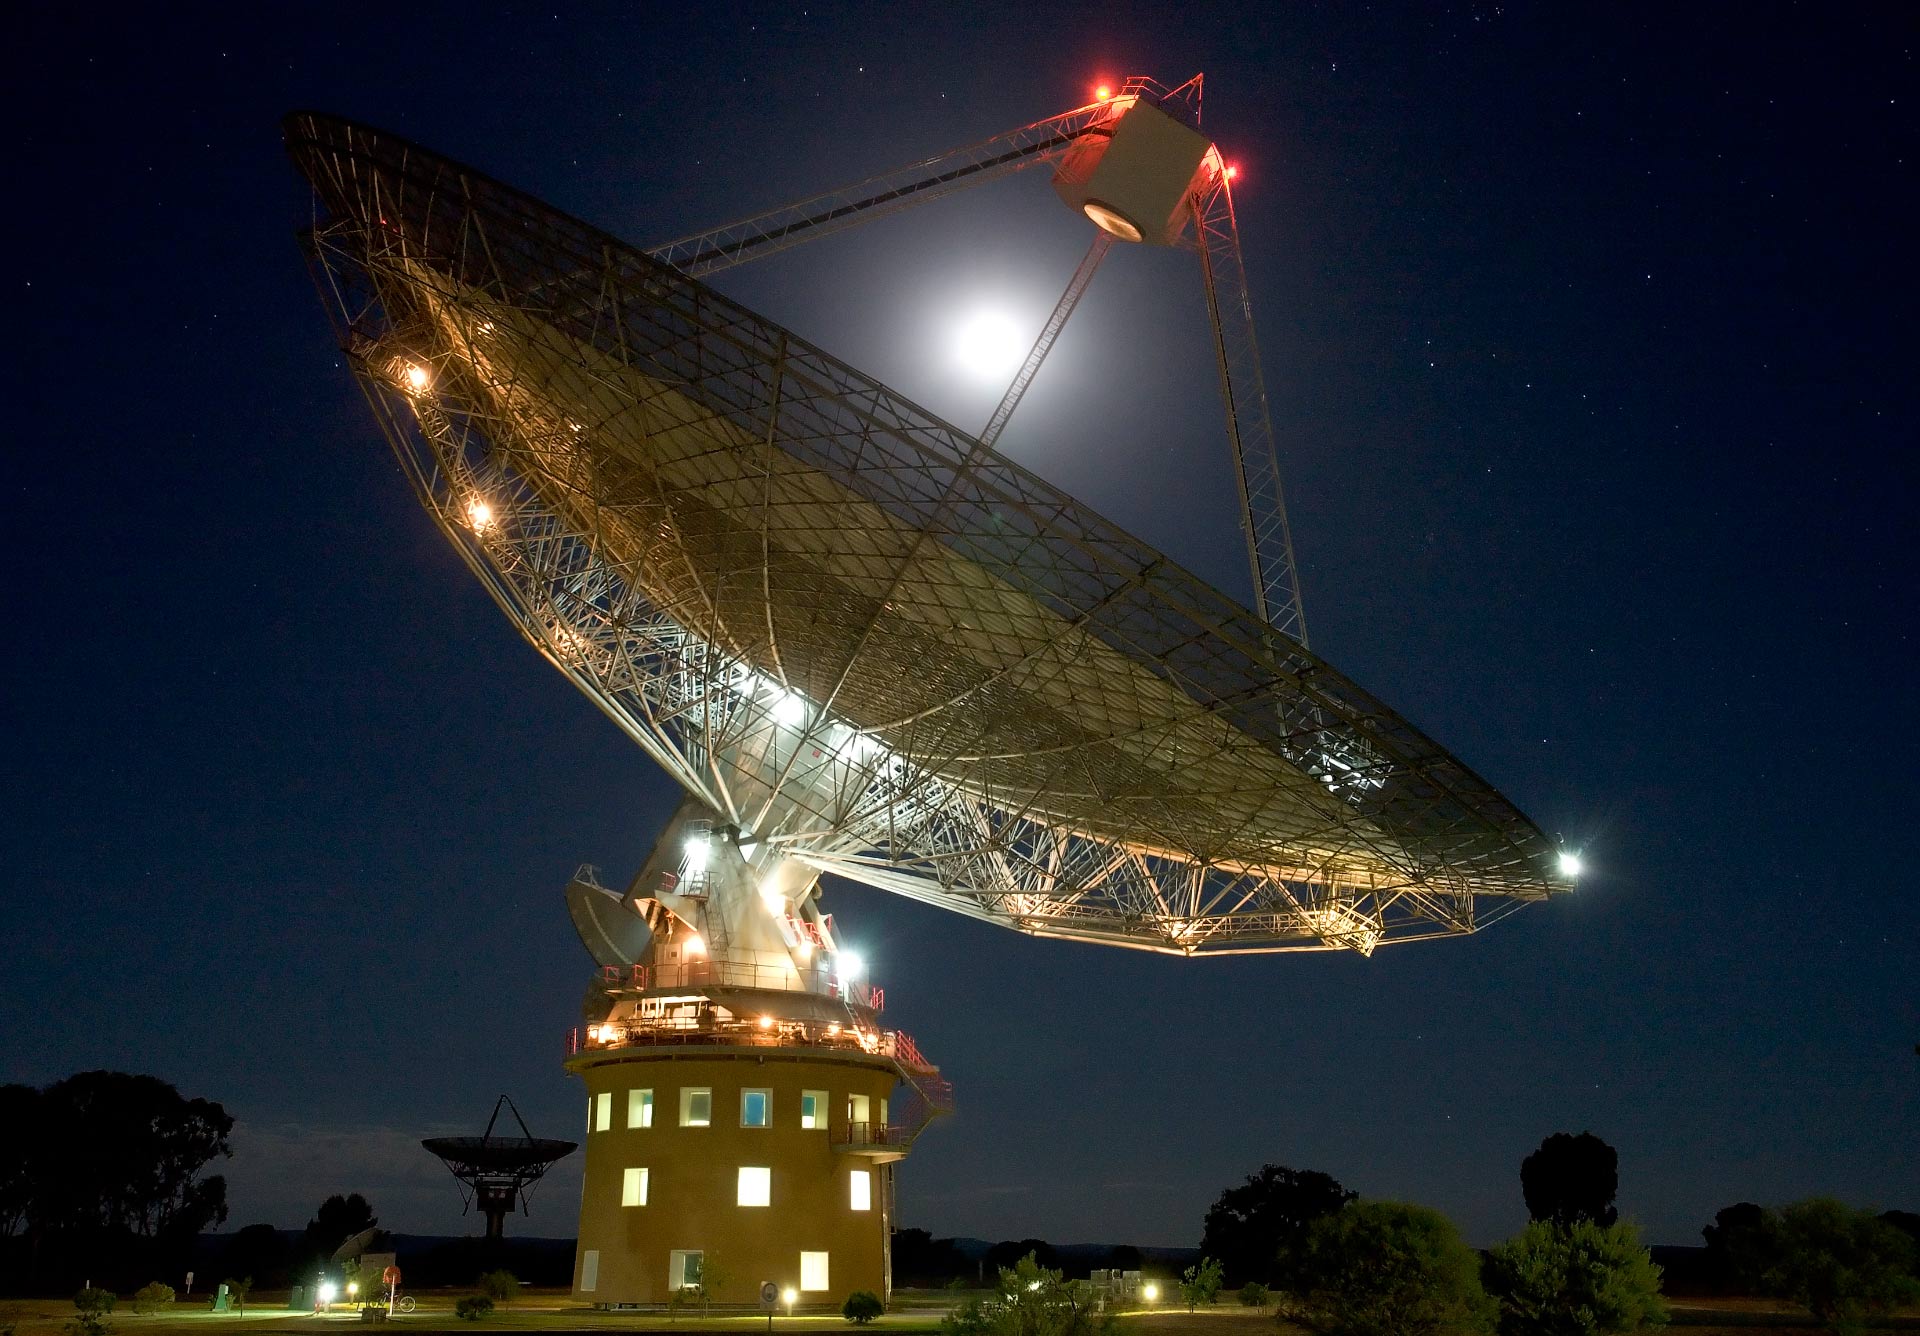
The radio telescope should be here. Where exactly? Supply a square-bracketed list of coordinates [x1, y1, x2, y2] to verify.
[287, 73, 1573, 1307]
[422, 1096, 576, 1242]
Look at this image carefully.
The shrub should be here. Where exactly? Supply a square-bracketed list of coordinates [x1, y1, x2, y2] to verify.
[223, 1278, 252, 1315]
[1281, 1201, 1494, 1336]
[938, 1254, 1110, 1336]
[454, 1296, 494, 1322]
[1179, 1257, 1224, 1311]
[843, 1291, 885, 1323]
[476, 1270, 518, 1303]
[1236, 1282, 1271, 1308]
[73, 1292, 116, 1317]
[132, 1285, 175, 1317]
[1765, 1198, 1919, 1335]
[1484, 1219, 1667, 1335]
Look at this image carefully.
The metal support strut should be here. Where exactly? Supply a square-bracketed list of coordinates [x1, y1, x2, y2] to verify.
[1194, 175, 1310, 647]
[978, 231, 1113, 450]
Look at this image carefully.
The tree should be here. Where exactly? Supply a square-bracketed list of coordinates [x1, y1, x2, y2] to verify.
[1178, 1257, 1224, 1311]
[35, 1072, 232, 1241]
[1764, 1198, 1918, 1334]
[1701, 1203, 1776, 1293]
[895, 1229, 969, 1285]
[1483, 1219, 1667, 1335]
[477, 1270, 518, 1303]
[1199, 1164, 1355, 1286]
[304, 1193, 377, 1259]
[986, 1238, 1059, 1273]
[220, 1224, 290, 1290]
[940, 1253, 1110, 1336]
[1280, 1201, 1494, 1336]
[0, 1084, 37, 1240]
[1521, 1133, 1618, 1229]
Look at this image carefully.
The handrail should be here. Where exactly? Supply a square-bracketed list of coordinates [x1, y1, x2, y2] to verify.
[595, 959, 879, 1009]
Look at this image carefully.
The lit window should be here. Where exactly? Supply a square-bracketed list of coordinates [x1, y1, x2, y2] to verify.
[850, 1169, 871, 1212]
[668, 1250, 702, 1291]
[800, 1090, 827, 1130]
[742, 1089, 771, 1128]
[594, 1091, 612, 1133]
[628, 1089, 653, 1129]
[800, 1251, 829, 1292]
[622, 1167, 649, 1207]
[846, 1093, 870, 1127]
[680, 1088, 711, 1127]
[737, 1166, 771, 1207]
[580, 1250, 600, 1293]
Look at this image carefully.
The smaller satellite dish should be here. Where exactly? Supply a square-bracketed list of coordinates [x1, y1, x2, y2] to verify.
[331, 1226, 378, 1263]
[566, 869, 652, 967]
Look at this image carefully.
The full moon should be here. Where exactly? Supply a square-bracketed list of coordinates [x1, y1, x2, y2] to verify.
[952, 309, 1025, 380]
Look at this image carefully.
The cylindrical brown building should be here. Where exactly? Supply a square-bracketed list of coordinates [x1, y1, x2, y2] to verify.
[567, 1041, 912, 1307]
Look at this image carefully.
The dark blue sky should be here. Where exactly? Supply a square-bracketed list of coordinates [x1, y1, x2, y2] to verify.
[5, 4, 1914, 1249]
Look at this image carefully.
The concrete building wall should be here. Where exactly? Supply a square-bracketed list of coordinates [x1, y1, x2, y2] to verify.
[569, 1046, 897, 1307]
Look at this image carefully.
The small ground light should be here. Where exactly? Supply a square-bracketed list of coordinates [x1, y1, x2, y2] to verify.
[1141, 1282, 1159, 1303]
[1558, 851, 1584, 879]
[347, 1283, 358, 1299]
[317, 1282, 336, 1306]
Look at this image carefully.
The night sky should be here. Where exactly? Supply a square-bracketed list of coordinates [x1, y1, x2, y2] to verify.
[6, 4, 1915, 1251]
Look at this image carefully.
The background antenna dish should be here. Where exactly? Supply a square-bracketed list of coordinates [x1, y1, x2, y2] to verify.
[421, 1096, 576, 1243]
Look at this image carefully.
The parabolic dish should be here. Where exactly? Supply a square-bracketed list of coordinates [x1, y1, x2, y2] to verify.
[421, 1136, 579, 1175]
[286, 110, 1569, 957]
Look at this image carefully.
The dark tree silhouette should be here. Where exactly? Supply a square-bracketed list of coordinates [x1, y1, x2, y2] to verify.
[985, 1237, 1058, 1272]
[222, 1222, 292, 1287]
[304, 1192, 378, 1258]
[1702, 1202, 1776, 1291]
[36, 1071, 232, 1239]
[1200, 1164, 1356, 1286]
[0, 1084, 36, 1240]
[892, 1228, 968, 1284]
[1520, 1131, 1618, 1228]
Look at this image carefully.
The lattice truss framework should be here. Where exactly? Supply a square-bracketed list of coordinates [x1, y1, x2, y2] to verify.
[289, 113, 1567, 957]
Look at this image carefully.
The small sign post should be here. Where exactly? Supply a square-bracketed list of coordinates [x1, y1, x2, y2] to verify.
[759, 1281, 779, 1334]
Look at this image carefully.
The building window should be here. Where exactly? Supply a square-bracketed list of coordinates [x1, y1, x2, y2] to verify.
[580, 1250, 600, 1292]
[741, 1088, 771, 1127]
[622, 1167, 649, 1207]
[800, 1090, 827, 1130]
[737, 1166, 771, 1207]
[800, 1251, 829, 1292]
[849, 1169, 871, 1212]
[846, 1093, 870, 1127]
[680, 1087, 711, 1127]
[594, 1091, 612, 1133]
[628, 1089, 653, 1129]
[668, 1250, 702, 1291]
